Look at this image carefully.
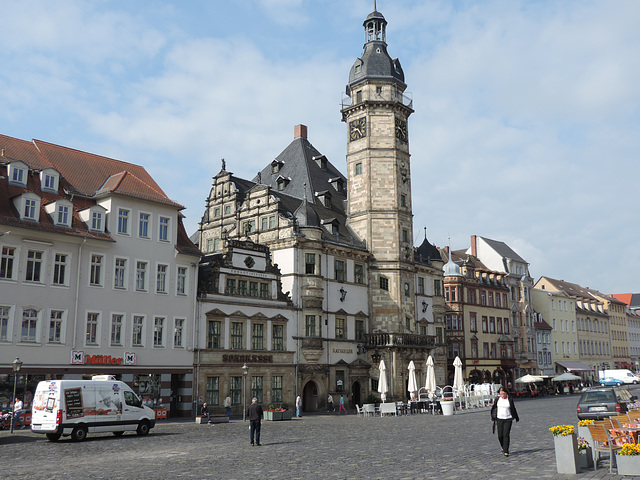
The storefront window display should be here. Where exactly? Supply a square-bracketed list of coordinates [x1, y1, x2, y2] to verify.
[134, 374, 162, 407]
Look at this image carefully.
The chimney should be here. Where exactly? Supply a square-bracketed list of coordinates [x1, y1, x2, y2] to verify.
[470, 235, 477, 257]
[294, 124, 308, 139]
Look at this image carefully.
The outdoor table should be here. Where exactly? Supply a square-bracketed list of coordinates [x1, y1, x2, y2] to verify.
[620, 423, 640, 444]
[609, 426, 639, 445]
[396, 402, 408, 416]
[409, 401, 426, 414]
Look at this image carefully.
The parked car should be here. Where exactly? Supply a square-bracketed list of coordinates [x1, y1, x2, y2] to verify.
[576, 386, 635, 420]
[600, 377, 624, 387]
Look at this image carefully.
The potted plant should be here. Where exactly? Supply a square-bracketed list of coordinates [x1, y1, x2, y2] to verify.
[264, 405, 276, 421]
[577, 419, 595, 461]
[616, 443, 640, 476]
[549, 425, 581, 474]
[577, 436, 593, 469]
[281, 403, 293, 420]
[440, 398, 454, 416]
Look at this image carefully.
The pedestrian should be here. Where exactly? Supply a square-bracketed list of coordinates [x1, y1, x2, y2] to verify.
[490, 386, 519, 457]
[296, 395, 302, 417]
[247, 397, 263, 446]
[327, 394, 334, 412]
[13, 397, 24, 430]
[201, 402, 211, 423]
[338, 394, 347, 414]
[224, 395, 232, 416]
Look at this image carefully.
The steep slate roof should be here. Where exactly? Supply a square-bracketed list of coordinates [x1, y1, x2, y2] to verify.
[479, 236, 527, 264]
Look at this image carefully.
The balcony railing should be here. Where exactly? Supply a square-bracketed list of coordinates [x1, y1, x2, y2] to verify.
[341, 88, 413, 111]
[365, 332, 434, 349]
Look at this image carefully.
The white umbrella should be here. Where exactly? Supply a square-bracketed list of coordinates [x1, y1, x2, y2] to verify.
[407, 361, 418, 399]
[453, 356, 464, 394]
[515, 374, 544, 384]
[552, 372, 581, 382]
[425, 355, 436, 395]
[378, 359, 388, 402]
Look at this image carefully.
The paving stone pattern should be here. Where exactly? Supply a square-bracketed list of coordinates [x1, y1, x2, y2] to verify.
[2, 387, 640, 480]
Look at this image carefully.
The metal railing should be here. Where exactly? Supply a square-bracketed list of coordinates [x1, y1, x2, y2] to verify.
[341, 88, 413, 110]
[365, 332, 434, 349]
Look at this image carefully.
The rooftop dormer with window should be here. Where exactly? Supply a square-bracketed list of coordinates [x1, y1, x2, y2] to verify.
[328, 177, 345, 193]
[316, 191, 332, 208]
[8, 161, 28, 187]
[79, 205, 107, 233]
[13, 193, 41, 222]
[40, 168, 60, 193]
[44, 199, 73, 227]
[271, 160, 284, 174]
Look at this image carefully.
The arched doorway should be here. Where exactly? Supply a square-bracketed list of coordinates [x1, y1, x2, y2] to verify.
[352, 381, 361, 407]
[469, 369, 482, 384]
[302, 381, 319, 413]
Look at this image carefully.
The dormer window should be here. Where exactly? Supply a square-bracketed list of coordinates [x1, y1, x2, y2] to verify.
[313, 155, 328, 170]
[79, 205, 107, 233]
[321, 218, 339, 235]
[8, 161, 28, 187]
[91, 211, 103, 231]
[40, 169, 59, 193]
[45, 199, 73, 227]
[316, 191, 331, 208]
[329, 178, 345, 193]
[14, 193, 41, 222]
[276, 176, 290, 191]
[271, 160, 283, 174]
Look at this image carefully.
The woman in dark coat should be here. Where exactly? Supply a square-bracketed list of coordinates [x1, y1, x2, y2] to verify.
[490, 386, 519, 456]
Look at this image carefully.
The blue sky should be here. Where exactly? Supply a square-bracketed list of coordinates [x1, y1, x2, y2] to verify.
[2, 0, 639, 294]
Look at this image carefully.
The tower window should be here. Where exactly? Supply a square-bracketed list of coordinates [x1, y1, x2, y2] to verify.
[380, 276, 389, 291]
[401, 195, 406, 207]
[355, 163, 362, 175]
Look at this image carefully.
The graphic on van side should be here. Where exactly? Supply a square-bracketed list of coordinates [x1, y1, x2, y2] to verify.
[64, 388, 84, 418]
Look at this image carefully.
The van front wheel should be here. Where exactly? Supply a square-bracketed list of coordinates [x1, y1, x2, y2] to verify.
[71, 426, 87, 442]
[46, 432, 62, 442]
[136, 420, 150, 436]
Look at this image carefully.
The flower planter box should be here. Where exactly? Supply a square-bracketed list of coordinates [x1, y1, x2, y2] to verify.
[441, 401, 454, 416]
[616, 454, 640, 476]
[282, 410, 293, 420]
[553, 434, 581, 474]
[264, 411, 283, 421]
[579, 448, 593, 469]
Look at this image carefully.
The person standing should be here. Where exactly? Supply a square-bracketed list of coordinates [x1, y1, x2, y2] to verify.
[338, 394, 347, 414]
[13, 397, 24, 430]
[327, 394, 334, 412]
[295, 395, 302, 418]
[247, 397, 263, 446]
[490, 386, 519, 457]
[224, 395, 232, 416]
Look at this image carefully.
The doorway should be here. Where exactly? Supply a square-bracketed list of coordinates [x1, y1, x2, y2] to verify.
[302, 381, 318, 412]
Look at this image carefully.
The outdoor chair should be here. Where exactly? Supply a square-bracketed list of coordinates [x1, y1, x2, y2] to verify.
[588, 423, 626, 473]
[362, 404, 377, 417]
[356, 405, 364, 417]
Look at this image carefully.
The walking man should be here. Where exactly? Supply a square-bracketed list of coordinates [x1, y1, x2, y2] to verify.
[247, 397, 263, 446]
[224, 395, 232, 416]
[327, 394, 334, 412]
[13, 397, 24, 430]
[296, 394, 302, 418]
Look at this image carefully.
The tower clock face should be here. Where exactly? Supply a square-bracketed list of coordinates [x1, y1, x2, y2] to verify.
[395, 118, 408, 143]
[349, 117, 367, 141]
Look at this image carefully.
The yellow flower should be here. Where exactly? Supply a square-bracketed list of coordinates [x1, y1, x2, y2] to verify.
[578, 420, 594, 427]
[620, 443, 640, 456]
[549, 425, 575, 436]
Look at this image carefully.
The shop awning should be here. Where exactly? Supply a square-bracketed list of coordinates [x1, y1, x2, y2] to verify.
[555, 361, 593, 372]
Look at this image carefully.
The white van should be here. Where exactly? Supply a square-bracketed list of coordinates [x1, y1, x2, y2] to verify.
[31, 375, 156, 441]
[599, 369, 640, 385]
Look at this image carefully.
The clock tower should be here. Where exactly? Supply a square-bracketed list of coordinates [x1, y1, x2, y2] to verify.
[342, 7, 415, 334]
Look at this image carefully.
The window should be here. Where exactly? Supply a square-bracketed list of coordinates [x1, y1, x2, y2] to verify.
[114, 258, 127, 289]
[177, 267, 187, 295]
[91, 211, 103, 231]
[252, 323, 265, 350]
[401, 194, 406, 207]
[336, 370, 345, 392]
[0, 306, 10, 341]
[495, 293, 501, 308]
[132, 315, 144, 346]
[305, 315, 317, 337]
[90, 254, 103, 286]
[86, 312, 99, 345]
[471, 340, 478, 358]
[24, 198, 38, 220]
[355, 162, 362, 175]
[496, 317, 503, 334]
[154, 317, 164, 347]
[231, 322, 243, 349]
[224, 205, 231, 215]
[355, 264, 364, 284]
[22, 308, 38, 342]
[272, 376, 283, 403]
[10, 164, 26, 185]
[214, 207, 221, 218]
[418, 277, 425, 295]
[206, 377, 219, 405]
[335, 317, 346, 339]
[468, 289, 476, 304]
[434, 279, 442, 297]
[139, 213, 150, 238]
[206, 239, 213, 252]
[242, 220, 256, 233]
[488, 292, 494, 306]
[52, 253, 67, 285]
[482, 316, 488, 333]
[230, 377, 242, 405]
[1, 246, 15, 280]
[356, 319, 365, 340]
[470, 312, 477, 332]
[380, 276, 389, 291]
[136, 261, 147, 291]
[480, 291, 487, 305]
[490, 317, 495, 333]
[208, 320, 222, 349]
[305, 253, 316, 275]
[174, 319, 184, 348]
[26, 250, 43, 282]
[43, 172, 58, 191]
[483, 342, 489, 358]
[111, 314, 123, 346]
[404, 283, 410, 298]
[226, 279, 236, 295]
[251, 376, 263, 404]
[272, 324, 284, 351]
[260, 282, 269, 298]
[49, 310, 63, 343]
[159, 217, 169, 241]
[57, 204, 70, 226]
[118, 209, 130, 235]
[238, 280, 247, 296]
[249, 281, 258, 297]
[156, 264, 167, 293]
[214, 238, 220, 251]
[334, 259, 345, 282]
[269, 215, 276, 229]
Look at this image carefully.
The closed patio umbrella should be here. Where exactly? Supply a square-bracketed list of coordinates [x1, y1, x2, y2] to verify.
[425, 355, 436, 396]
[453, 356, 464, 394]
[408, 361, 418, 399]
[378, 359, 388, 402]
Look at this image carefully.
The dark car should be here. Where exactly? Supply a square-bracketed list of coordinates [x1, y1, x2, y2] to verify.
[576, 386, 634, 420]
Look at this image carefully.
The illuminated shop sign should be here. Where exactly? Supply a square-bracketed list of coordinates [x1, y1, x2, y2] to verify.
[70, 351, 136, 365]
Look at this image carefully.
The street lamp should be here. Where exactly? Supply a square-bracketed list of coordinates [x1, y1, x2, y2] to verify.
[10, 357, 23, 434]
[242, 363, 249, 421]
